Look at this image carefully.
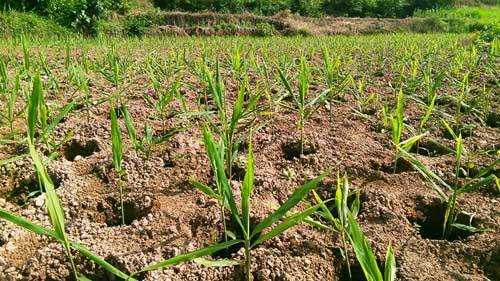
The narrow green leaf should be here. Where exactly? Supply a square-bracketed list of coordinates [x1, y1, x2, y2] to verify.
[40, 102, 76, 142]
[122, 105, 138, 149]
[138, 240, 242, 273]
[191, 180, 220, 200]
[250, 173, 324, 238]
[110, 107, 123, 173]
[241, 137, 254, 238]
[251, 204, 320, 248]
[193, 257, 240, 267]
[28, 73, 42, 142]
[383, 244, 396, 281]
[347, 212, 383, 281]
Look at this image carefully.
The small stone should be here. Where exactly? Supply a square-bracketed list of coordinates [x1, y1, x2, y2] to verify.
[5, 242, 16, 253]
[34, 195, 45, 208]
[144, 196, 152, 207]
[74, 155, 83, 161]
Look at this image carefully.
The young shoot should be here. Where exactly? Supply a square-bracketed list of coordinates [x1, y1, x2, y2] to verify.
[110, 106, 125, 225]
[278, 56, 329, 155]
[192, 127, 325, 280]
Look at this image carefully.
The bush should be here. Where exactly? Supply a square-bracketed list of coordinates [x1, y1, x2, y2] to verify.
[0, 10, 73, 38]
[290, 0, 325, 17]
[124, 14, 153, 36]
[410, 15, 448, 32]
[409, 0, 456, 11]
[324, 0, 413, 17]
[2, 0, 128, 35]
[152, 0, 325, 17]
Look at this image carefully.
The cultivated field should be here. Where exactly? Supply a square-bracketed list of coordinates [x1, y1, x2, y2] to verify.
[0, 34, 498, 280]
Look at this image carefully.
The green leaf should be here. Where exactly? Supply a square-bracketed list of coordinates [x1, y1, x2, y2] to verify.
[110, 107, 123, 173]
[40, 102, 76, 142]
[251, 204, 320, 248]
[193, 257, 240, 267]
[383, 244, 396, 281]
[28, 143, 68, 247]
[397, 149, 449, 200]
[138, 240, 242, 273]
[241, 137, 254, 238]
[202, 127, 243, 231]
[28, 73, 42, 142]
[122, 105, 138, 150]
[312, 190, 335, 222]
[0, 154, 28, 166]
[347, 212, 383, 281]
[451, 223, 491, 234]
[398, 134, 425, 152]
[191, 180, 220, 200]
[250, 173, 324, 239]
[460, 175, 497, 194]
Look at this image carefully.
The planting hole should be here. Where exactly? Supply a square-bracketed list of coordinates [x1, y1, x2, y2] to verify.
[485, 112, 500, 128]
[443, 124, 474, 140]
[379, 158, 413, 174]
[8, 173, 62, 205]
[231, 163, 246, 181]
[410, 140, 450, 157]
[64, 139, 100, 161]
[211, 216, 261, 259]
[282, 140, 316, 160]
[408, 199, 480, 241]
[99, 196, 154, 226]
[338, 260, 383, 281]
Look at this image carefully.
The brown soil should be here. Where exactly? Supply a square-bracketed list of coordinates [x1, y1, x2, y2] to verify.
[0, 35, 499, 281]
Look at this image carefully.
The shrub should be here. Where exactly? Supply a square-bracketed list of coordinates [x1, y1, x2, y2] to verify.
[3, 0, 128, 35]
[124, 14, 153, 36]
[410, 16, 448, 33]
[290, 0, 325, 17]
[153, 0, 325, 17]
[410, 0, 456, 11]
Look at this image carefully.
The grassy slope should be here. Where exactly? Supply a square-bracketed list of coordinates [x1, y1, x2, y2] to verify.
[0, 11, 73, 39]
[414, 6, 499, 32]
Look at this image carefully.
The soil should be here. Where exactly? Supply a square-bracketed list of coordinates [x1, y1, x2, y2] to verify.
[0, 35, 499, 281]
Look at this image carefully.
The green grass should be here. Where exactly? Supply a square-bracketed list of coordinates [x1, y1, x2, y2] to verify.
[0, 11, 73, 39]
[415, 6, 500, 33]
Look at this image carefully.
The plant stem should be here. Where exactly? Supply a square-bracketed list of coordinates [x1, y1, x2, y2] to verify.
[244, 239, 251, 281]
[221, 205, 227, 242]
[393, 152, 398, 174]
[66, 250, 79, 281]
[299, 115, 304, 156]
[118, 176, 125, 225]
[340, 232, 352, 278]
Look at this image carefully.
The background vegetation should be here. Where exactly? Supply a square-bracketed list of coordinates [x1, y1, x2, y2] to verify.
[0, 0, 498, 38]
